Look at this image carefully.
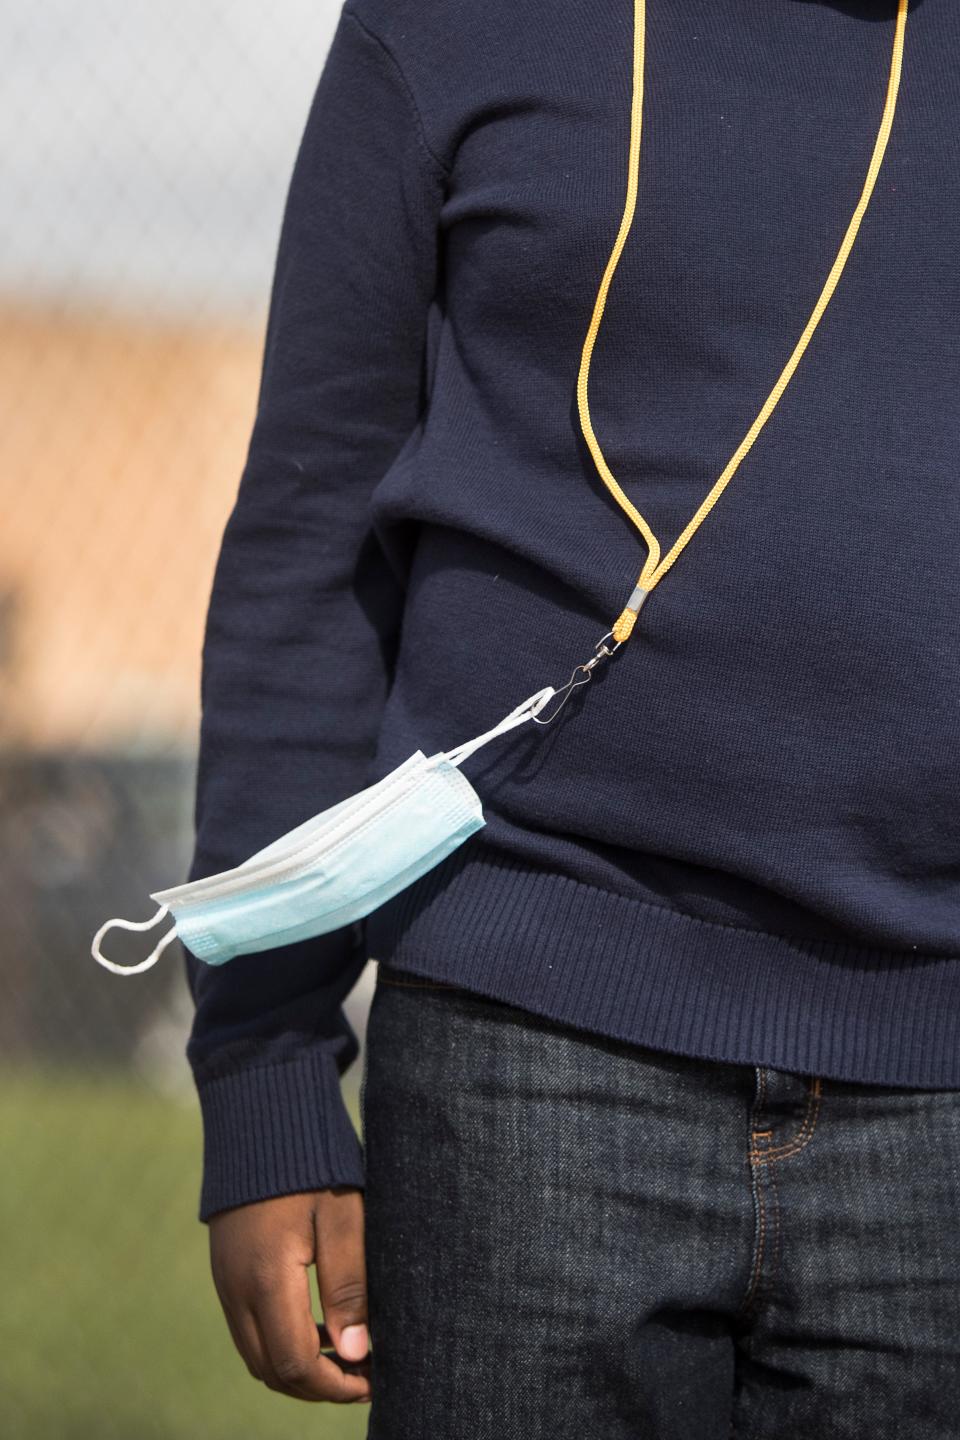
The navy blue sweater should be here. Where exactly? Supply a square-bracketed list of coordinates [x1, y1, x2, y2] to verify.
[184, 0, 960, 1222]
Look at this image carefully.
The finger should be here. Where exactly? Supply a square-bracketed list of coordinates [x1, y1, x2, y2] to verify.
[221, 1300, 269, 1383]
[314, 1188, 370, 1365]
[252, 1252, 371, 1403]
[315, 1324, 373, 1407]
[209, 1248, 269, 1383]
[316, 1321, 372, 1381]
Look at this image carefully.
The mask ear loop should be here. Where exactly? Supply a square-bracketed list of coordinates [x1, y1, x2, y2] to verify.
[443, 685, 556, 768]
[91, 902, 178, 975]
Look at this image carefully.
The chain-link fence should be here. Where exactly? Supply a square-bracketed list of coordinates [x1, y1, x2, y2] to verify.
[1, 5, 372, 1434]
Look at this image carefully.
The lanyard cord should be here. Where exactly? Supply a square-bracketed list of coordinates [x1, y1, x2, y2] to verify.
[577, 0, 910, 645]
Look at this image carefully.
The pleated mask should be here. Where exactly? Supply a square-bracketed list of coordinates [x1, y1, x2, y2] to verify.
[91, 683, 558, 974]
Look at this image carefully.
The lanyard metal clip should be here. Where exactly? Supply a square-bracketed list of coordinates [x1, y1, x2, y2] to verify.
[532, 631, 623, 726]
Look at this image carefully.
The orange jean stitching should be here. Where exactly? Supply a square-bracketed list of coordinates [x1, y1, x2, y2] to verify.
[765, 1149, 783, 1292]
[750, 1077, 823, 1164]
[738, 1163, 767, 1318]
[737, 1068, 769, 1318]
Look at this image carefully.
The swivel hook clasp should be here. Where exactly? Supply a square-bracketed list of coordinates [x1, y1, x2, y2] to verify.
[532, 631, 623, 725]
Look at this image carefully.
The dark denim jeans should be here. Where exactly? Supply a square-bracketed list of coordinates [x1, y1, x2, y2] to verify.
[359, 965, 960, 1440]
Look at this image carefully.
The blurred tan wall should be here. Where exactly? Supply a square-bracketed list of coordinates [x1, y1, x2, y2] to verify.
[0, 300, 260, 752]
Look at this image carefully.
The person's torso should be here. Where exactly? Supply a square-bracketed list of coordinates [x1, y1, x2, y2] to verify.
[360, 0, 960, 953]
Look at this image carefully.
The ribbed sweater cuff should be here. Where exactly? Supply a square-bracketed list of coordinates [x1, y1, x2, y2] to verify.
[196, 1047, 365, 1223]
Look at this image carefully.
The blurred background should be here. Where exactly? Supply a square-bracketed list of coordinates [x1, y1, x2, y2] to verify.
[1, 2, 373, 1434]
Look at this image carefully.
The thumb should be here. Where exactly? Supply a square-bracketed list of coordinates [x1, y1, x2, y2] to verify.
[314, 1187, 369, 1363]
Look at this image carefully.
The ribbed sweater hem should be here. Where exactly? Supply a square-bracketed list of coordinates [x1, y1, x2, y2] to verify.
[365, 846, 960, 1090]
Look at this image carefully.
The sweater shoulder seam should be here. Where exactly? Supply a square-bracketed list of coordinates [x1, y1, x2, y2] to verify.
[341, 6, 451, 180]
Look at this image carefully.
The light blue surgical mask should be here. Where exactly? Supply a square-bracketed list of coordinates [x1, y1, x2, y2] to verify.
[91, 683, 558, 975]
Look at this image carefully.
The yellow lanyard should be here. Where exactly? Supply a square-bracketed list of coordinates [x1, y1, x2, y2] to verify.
[579, 0, 910, 646]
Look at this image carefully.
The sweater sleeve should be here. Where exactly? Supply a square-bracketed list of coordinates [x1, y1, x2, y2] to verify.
[182, 4, 446, 1223]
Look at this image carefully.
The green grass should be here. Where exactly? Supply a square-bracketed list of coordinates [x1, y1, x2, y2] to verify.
[0, 1068, 368, 1440]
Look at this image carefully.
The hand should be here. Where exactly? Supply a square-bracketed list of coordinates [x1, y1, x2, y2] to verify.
[208, 1187, 372, 1404]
